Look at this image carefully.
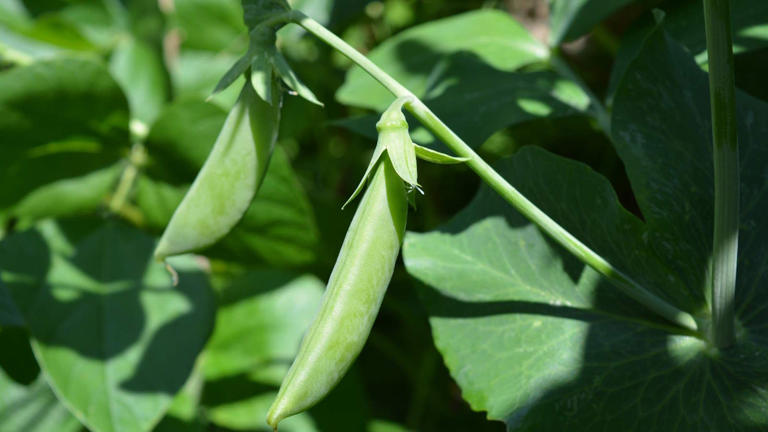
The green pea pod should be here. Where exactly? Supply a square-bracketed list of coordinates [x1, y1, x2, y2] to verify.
[266, 155, 407, 429]
[154, 81, 281, 261]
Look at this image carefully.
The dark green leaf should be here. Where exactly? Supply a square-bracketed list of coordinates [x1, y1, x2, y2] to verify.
[0, 280, 24, 327]
[418, 53, 588, 147]
[608, 0, 768, 101]
[0, 57, 130, 219]
[109, 36, 168, 124]
[0, 220, 215, 432]
[548, 0, 635, 45]
[0, 368, 81, 432]
[203, 270, 325, 381]
[337, 10, 549, 112]
[404, 23, 768, 432]
[173, 0, 246, 52]
[0, 327, 39, 385]
[201, 270, 370, 431]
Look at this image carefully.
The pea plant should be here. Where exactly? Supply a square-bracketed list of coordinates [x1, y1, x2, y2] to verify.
[1, 0, 767, 431]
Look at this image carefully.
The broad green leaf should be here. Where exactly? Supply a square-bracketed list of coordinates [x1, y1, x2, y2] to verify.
[137, 101, 318, 267]
[404, 147, 768, 430]
[204, 368, 369, 432]
[0, 0, 116, 61]
[154, 363, 206, 432]
[404, 24, 768, 431]
[548, 0, 635, 45]
[608, 0, 768, 101]
[337, 10, 548, 112]
[611, 24, 768, 333]
[0, 58, 130, 218]
[207, 388, 318, 431]
[0, 368, 81, 432]
[417, 53, 589, 147]
[169, 0, 247, 107]
[337, 53, 588, 148]
[201, 270, 369, 431]
[9, 164, 122, 221]
[0, 327, 39, 386]
[611, 26, 717, 307]
[203, 271, 325, 381]
[173, 0, 245, 52]
[202, 270, 323, 431]
[0, 220, 215, 432]
[109, 36, 168, 125]
[0, 281, 24, 327]
[170, 50, 244, 108]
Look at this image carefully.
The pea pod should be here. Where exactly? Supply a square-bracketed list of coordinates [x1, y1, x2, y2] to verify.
[154, 81, 281, 261]
[266, 155, 407, 429]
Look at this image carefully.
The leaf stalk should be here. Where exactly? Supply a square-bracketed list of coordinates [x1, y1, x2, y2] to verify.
[703, 0, 739, 348]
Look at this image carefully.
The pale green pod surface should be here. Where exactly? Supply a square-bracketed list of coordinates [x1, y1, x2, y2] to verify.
[154, 81, 281, 260]
[266, 156, 407, 429]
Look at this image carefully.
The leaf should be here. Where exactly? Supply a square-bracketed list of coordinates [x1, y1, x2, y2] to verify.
[272, 50, 323, 106]
[0, 368, 81, 432]
[137, 101, 318, 267]
[0, 326, 40, 385]
[0, 6, 102, 60]
[203, 271, 325, 381]
[413, 143, 468, 164]
[336, 10, 549, 112]
[0, 220, 215, 432]
[173, 0, 246, 52]
[109, 36, 168, 125]
[10, 164, 122, 221]
[212, 54, 250, 96]
[0, 58, 130, 217]
[607, 0, 768, 101]
[548, 0, 635, 45]
[0, 280, 24, 327]
[154, 363, 206, 432]
[337, 53, 588, 149]
[342, 142, 385, 209]
[170, 50, 244, 109]
[201, 270, 370, 432]
[403, 24, 768, 431]
[611, 23, 768, 335]
[419, 53, 589, 147]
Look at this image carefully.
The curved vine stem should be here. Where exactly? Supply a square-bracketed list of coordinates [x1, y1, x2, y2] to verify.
[293, 12, 698, 333]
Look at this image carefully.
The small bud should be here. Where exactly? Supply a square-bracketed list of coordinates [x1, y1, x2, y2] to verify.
[376, 99, 419, 189]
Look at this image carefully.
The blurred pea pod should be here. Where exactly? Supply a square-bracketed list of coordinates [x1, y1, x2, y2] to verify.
[266, 153, 407, 430]
[154, 80, 281, 261]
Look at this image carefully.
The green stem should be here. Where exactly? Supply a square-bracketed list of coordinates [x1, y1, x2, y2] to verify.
[549, 51, 611, 134]
[109, 143, 145, 213]
[703, 0, 739, 348]
[294, 13, 698, 332]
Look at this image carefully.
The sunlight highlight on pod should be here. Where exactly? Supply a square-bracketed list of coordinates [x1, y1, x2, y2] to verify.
[153, 81, 281, 261]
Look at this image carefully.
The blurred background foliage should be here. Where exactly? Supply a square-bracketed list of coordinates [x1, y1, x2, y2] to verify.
[1, 0, 767, 431]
